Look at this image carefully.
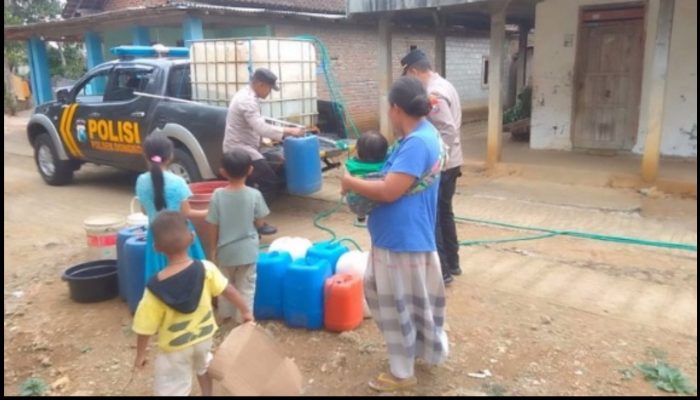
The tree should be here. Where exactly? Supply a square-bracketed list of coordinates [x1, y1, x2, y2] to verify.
[48, 44, 86, 80]
[4, 0, 63, 24]
[5, 0, 86, 110]
[5, 0, 64, 70]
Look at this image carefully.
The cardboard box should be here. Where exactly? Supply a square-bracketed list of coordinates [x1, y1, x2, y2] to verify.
[209, 323, 303, 396]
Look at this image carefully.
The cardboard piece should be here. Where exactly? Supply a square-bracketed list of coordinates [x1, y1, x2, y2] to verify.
[209, 323, 303, 396]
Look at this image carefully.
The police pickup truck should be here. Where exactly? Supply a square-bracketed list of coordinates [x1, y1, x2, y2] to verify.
[27, 46, 345, 185]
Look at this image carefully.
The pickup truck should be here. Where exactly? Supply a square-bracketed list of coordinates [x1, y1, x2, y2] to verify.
[27, 54, 345, 185]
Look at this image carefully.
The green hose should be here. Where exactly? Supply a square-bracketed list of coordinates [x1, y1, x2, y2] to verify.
[309, 203, 697, 253]
[454, 216, 697, 252]
[294, 35, 361, 139]
[459, 232, 559, 247]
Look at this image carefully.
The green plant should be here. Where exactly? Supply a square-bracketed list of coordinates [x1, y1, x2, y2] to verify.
[482, 382, 508, 396]
[19, 377, 48, 396]
[636, 360, 696, 395]
[504, 86, 532, 125]
[5, 86, 18, 115]
[618, 367, 636, 381]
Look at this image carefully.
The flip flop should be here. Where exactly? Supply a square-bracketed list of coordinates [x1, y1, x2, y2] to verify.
[368, 373, 417, 392]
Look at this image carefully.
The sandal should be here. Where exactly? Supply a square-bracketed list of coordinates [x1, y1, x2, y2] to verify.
[368, 372, 417, 392]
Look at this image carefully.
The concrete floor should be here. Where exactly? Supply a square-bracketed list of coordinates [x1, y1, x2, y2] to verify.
[459, 118, 697, 194]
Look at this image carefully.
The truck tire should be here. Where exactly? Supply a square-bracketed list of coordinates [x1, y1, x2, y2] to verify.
[34, 134, 74, 186]
[168, 148, 202, 183]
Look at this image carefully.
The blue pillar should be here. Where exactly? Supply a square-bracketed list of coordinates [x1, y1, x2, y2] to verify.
[182, 15, 204, 46]
[84, 32, 104, 70]
[131, 25, 151, 46]
[27, 37, 53, 105]
[26, 41, 39, 106]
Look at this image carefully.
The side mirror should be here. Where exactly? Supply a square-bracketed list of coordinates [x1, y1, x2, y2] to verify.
[56, 89, 70, 104]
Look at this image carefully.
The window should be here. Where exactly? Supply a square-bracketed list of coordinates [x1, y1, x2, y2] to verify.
[167, 65, 192, 100]
[410, 45, 417, 51]
[103, 67, 155, 102]
[482, 57, 489, 87]
[74, 70, 110, 103]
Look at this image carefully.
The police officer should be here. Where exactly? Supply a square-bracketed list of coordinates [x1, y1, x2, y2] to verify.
[223, 68, 305, 234]
[401, 49, 464, 285]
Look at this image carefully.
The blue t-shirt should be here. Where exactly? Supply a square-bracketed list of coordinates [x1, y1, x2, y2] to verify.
[367, 119, 441, 252]
[135, 171, 193, 221]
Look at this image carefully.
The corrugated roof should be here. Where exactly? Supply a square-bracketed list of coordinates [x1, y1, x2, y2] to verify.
[8, 2, 349, 41]
[62, 0, 346, 18]
[185, 0, 346, 14]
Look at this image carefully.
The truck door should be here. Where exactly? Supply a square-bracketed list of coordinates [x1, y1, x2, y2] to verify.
[58, 66, 111, 161]
[69, 65, 156, 169]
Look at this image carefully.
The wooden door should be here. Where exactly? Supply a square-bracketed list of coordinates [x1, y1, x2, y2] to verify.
[573, 12, 644, 151]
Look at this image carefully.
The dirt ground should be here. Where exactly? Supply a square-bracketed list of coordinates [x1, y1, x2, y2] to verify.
[3, 114, 698, 396]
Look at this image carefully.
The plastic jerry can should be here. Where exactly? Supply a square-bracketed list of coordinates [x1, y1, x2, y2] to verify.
[306, 241, 349, 274]
[116, 226, 146, 301]
[283, 135, 322, 195]
[324, 273, 364, 332]
[283, 258, 332, 330]
[124, 235, 147, 314]
[253, 251, 293, 320]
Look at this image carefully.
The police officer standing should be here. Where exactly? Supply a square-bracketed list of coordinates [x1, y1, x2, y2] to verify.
[223, 68, 305, 234]
[401, 49, 464, 285]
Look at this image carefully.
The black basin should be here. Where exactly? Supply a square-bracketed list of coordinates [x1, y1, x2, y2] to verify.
[62, 260, 119, 303]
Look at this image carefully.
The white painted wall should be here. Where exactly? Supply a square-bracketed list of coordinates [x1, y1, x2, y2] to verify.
[531, 0, 697, 158]
[634, 0, 697, 157]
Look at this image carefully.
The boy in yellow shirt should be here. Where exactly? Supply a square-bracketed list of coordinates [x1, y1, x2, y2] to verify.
[132, 211, 253, 396]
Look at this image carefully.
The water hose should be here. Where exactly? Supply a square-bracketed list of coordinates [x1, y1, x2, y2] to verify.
[294, 35, 361, 139]
[309, 202, 697, 253]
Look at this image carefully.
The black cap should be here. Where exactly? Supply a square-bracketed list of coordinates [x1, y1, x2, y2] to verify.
[400, 49, 428, 75]
[252, 68, 280, 91]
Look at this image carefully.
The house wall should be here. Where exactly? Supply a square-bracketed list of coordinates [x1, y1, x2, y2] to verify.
[276, 23, 500, 131]
[531, 0, 697, 157]
[634, 0, 696, 157]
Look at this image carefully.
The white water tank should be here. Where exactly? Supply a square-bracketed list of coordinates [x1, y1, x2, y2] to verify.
[189, 38, 318, 128]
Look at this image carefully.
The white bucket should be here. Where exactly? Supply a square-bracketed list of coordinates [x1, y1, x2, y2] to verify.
[83, 214, 126, 260]
[127, 197, 149, 227]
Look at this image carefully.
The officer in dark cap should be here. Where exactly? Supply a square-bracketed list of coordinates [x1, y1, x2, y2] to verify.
[401, 48, 464, 285]
[223, 68, 305, 234]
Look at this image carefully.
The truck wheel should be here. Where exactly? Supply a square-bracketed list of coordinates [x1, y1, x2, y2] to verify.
[169, 148, 202, 183]
[34, 134, 74, 186]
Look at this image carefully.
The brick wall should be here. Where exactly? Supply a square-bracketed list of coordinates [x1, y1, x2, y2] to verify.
[276, 22, 499, 131]
[446, 36, 491, 102]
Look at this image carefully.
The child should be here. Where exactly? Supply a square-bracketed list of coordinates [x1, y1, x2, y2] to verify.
[344, 130, 447, 221]
[132, 211, 253, 396]
[135, 134, 207, 282]
[206, 148, 271, 323]
[344, 131, 389, 223]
